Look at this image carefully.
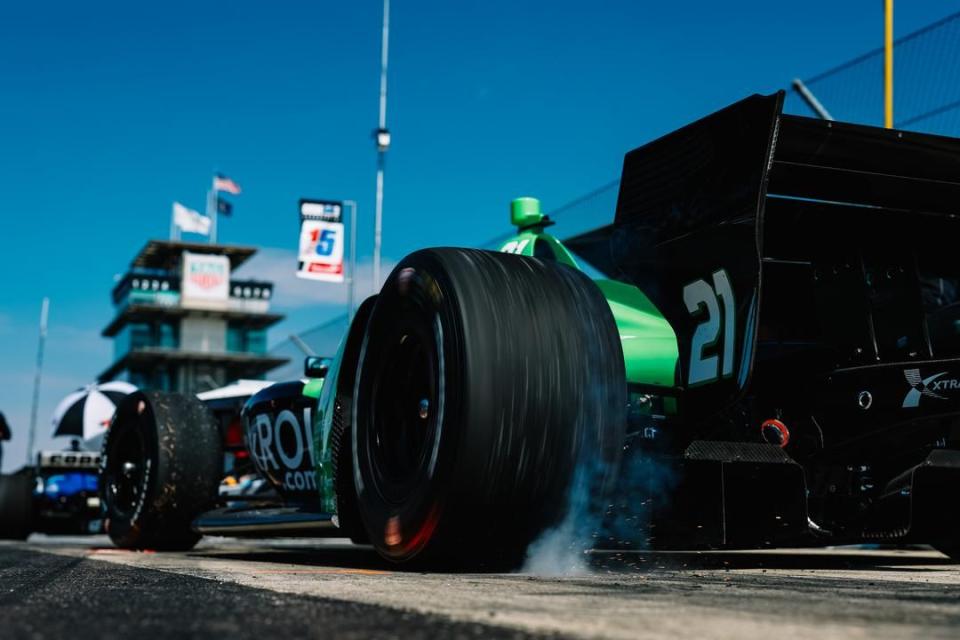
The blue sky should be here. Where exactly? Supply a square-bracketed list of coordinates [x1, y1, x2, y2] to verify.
[0, 0, 954, 469]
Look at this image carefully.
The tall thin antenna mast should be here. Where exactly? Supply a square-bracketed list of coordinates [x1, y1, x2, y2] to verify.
[26, 297, 49, 464]
[372, 0, 391, 292]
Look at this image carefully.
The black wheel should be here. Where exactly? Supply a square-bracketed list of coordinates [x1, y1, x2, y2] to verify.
[352, 248, 627, 567]
[100, 391, 222, 550]
[0, 471, 33, 540]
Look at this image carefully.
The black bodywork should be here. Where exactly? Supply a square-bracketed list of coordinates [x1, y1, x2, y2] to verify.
[190, 381, 336, 537]
[569, 91, 960, 549]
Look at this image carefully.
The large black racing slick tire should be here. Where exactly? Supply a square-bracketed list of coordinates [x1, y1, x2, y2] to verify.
[100, 391, 222, 551]
[352, 248, 627, 567]
[0, 471, 33, 540]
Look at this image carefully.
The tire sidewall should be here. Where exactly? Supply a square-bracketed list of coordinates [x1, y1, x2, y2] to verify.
[100, 391, 158, 547]
[353, 258, 463, 562]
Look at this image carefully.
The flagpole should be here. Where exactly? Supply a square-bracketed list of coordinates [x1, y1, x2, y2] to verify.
[208, 175, 218, 244]
[170, 203, 180, 241]
[26, 297, 49, 465]
[884, 0, 894, 129]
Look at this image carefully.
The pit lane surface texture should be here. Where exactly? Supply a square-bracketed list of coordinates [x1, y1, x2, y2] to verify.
[2, 536, 959, 639]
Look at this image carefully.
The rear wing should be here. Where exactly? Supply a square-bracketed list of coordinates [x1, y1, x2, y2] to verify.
[567, 91, 960, 421]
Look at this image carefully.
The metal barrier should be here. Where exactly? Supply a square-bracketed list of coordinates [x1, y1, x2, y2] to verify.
[785, 11, 960, 135]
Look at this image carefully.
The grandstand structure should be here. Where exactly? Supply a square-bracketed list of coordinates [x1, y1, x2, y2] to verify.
[101, 240, 287, 393]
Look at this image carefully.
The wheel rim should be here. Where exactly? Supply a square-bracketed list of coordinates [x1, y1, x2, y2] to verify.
[105, 422, 147, 519]
[367, 322, 441, 506]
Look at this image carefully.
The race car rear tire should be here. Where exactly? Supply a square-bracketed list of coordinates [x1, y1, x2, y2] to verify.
[352, 248, 627, 567]
[100, 391, 222, 551]
[0, 471, 33, 540]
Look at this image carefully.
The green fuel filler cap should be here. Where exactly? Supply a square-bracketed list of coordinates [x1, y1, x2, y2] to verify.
[511, 197, 544, 229]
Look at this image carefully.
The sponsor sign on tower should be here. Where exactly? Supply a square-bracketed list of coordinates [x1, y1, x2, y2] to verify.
[181, 251, 231, 309]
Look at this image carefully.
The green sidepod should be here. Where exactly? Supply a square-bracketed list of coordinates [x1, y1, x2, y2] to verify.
[593, 279, 678, 387]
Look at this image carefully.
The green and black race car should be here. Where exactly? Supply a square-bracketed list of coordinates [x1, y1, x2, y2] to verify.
[100, 91, 960, 565]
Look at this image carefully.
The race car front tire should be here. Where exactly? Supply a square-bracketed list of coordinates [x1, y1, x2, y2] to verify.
[100, 391, 222, 551]
[0, 471, 33, 540]
[352, 248, 627, 567]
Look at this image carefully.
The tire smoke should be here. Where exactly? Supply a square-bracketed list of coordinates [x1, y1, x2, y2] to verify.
[522, 463, 597, 576]
[522, 444, 677, 576]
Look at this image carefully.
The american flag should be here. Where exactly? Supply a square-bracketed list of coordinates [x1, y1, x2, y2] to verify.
[214, 174, 241, 195]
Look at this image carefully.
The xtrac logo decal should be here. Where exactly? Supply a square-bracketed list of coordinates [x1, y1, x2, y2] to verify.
[902, 369, 960, 408]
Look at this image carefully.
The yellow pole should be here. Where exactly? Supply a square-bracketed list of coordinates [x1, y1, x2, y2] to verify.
[884, 0, 894, 128]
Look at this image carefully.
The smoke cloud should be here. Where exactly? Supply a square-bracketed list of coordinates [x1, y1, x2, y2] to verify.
[523, 464, 597, 576]
[522, 442, 677, 576]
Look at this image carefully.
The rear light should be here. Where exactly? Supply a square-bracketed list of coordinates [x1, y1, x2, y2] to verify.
[761, 418, 790, 448]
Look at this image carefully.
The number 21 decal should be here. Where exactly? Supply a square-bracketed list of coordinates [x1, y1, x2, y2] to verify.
[500, 239, 530, 255]
[683, 269, 735, 386]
